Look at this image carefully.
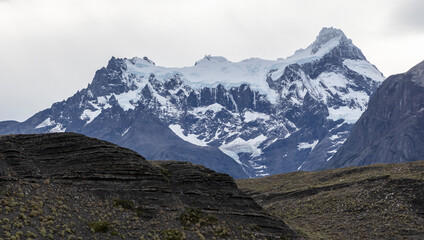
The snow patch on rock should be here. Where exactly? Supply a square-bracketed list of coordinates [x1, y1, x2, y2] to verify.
[297, 140, 319, 151]
[49, 123, 66, 133]
[169, 124, 208, 147]
[343, 59, 385, 82]
[193, 103, 224, 115]
[243, 111, 270, 122]
[328, 106, 364, 124]
[219, 134, 267, 165]
[36, 118, 55, 129]
[80, 109, 102, 124]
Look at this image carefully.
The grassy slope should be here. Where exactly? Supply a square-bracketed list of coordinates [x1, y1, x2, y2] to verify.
[237, 161, 424, 240]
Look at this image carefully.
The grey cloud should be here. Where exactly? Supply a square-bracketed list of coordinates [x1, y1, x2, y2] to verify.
[393, 0, 424, 32]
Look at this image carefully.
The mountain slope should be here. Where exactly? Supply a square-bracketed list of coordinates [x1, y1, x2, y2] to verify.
[0, 133, 300, 239]
[327, 60, 424, 169]
[0, 27, 384, 178]
[237, 161, 424, 239]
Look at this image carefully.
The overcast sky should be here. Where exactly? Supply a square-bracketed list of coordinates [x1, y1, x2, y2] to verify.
[0, 0, 423, 121]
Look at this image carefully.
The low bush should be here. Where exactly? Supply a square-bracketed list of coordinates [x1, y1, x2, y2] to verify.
[87, 221, 110, 233]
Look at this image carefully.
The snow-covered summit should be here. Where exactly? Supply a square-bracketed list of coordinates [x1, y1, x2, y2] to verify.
[90, 27, 383, 128]
[105, 27, 375, 107]
[195, 55, 229, 65]
[311, 27, 346, 54]
[287, 27, 365, 63]
[128, 57, 156, 66]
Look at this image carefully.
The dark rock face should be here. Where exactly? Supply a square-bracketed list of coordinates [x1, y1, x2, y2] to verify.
[327, 60, 424, 169]
[0, 133, 299, 238]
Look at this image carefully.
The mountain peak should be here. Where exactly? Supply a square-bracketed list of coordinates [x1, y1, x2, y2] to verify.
[195, 55, 229, 66]
[129, 56, 156, 66]
[315, 27, 346, 42]
[288, 27, 364, 61]
[311, 27, 346, 54]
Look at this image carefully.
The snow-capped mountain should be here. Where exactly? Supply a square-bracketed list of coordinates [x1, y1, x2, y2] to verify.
[0, 27, 385, 178]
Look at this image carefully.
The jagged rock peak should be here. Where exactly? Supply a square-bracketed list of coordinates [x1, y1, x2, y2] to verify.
[195, 55, 229, 66]
[106, 56, 126, 71]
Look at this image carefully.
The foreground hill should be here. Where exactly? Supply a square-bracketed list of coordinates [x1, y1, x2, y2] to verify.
[0, 133, 299, 239]
[237, 161, 424, 239]
[0, 27, 384, 178]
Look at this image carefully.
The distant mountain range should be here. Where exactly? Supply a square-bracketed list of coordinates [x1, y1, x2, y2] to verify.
[0, 27, 385, 178]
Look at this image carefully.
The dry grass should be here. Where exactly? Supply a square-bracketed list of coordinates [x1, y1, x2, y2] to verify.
[0, 181, 264, 240]
[237, 161, 424, 240]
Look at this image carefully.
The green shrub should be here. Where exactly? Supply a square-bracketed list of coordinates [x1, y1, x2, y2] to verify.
[135, 207, 144, 217]
[179, 208, 219, 228]
[215, 225, 230, 237]
[25, 231, 37, 238]
[112, 199, 134, 210]
[161, 229, 186, 240]
[159, 167, 171, 178]
[201, 214, 218, 226]
[179, 208, 203, 227]
[88, 221, 110, 233]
